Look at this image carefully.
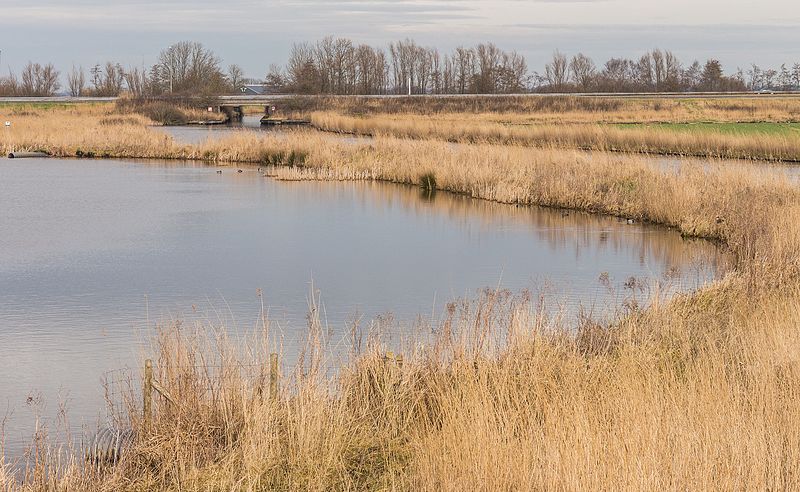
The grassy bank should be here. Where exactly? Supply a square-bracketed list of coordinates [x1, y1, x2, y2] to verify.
[3, 104, 800, 489]
[270, 95, 800, 124]
[309, 112, 800, 162]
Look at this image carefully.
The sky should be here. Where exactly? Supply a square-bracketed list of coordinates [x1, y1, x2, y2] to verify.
[1, 0, 798, 79]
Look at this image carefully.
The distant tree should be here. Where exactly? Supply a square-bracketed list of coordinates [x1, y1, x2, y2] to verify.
[700, 59, 724, 91]
[67, 65, 86, 97]
[748, 64, 763, 90]
[498, 51, 528, 93]
[264, 64, 287, 92]
[634, 53, 654, 90]
[124, 66, 150, 98]
[473, 43, 502, 93]
[682, 60, 703, 91]
[778, 64, 792, 90]
[153, 41, 225, 94]
[354, 45, 388, 94]
[90, 62, 125, 96]
[0, 72, 18, 96]
[544, 51, 569, 92]
[762, 68, 778, 90]
[632, 49, 681, 92]
[90, 64, 102, 89]
[20, 62, 60, 96]
[569, 53, 596, 92]
[453, 47, 476, 94]
[599, 58, 634, 92]
[227, 64, 245, 93]
[286, 42, 321, 94]
[793, 63, 800, 89]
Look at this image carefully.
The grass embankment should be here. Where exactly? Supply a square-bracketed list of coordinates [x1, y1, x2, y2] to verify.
[273, 95, 800, 124]
[3, 104, 800, 489]
[309, 112, 800, 162]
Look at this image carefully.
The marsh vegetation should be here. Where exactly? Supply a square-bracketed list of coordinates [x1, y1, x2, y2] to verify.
[2, 97, 800, 489]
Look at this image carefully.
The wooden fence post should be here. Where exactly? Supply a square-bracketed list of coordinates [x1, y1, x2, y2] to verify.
[143, 359, 153, 430]
[269, 353, 279, 399]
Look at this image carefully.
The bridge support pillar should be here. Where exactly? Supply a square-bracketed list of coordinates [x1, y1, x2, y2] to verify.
[220, 106, 244, 123]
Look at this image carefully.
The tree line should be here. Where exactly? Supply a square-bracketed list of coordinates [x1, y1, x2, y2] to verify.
[1, 38, 799, 97]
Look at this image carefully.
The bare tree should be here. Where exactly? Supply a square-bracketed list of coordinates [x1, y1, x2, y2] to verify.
[793, 63, 800, 89]
[67, 65, 85, 97]
[569, 53, 596, 92]
[748, 64, 763, 90]
[544, 51, 569, 92]
[286, 42, 320, 94]
[474, 43, 502, 93]
[778, 64, 792, 90]
[0, 72, 18, 96]
[20, 62, 60, 96]
[124, 66, 150, 98]
[498, 51, 528, 93]
[453, 47, 476, 94]
[264, 64, 286, 92]
[154, 41, 224, 94]
[354, 44, 388, 94]
[227, 64, 245, 92]
[91, 62, 125, 96]
[599, 58, 633, 92]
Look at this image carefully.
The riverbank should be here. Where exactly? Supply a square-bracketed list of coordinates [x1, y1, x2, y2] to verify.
[3, 103, 800, 489]
[309, 112, 800, 162]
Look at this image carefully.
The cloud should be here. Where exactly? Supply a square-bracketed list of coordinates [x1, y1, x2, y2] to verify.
[0, 1, 797, 77]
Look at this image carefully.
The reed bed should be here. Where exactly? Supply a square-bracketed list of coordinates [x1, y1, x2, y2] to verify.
[310, 112, 800, 162]
[276, 95, 800, 123]
[3, 104, 800, 489]
[8, 277, 800, 490]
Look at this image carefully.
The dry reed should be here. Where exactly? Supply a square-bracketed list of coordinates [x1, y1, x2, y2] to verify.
[310, 112, 800, 162]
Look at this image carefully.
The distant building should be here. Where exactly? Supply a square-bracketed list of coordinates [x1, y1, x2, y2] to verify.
[238, 84, 282, 96]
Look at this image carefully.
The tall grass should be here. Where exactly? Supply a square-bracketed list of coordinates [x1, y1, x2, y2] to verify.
[274, 95, 800, 123]
[310, 112, 800, 161]
[9, 278, 800, 490]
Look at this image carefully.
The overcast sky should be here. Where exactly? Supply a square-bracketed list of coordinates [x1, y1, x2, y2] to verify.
[1, 0, 798, 78]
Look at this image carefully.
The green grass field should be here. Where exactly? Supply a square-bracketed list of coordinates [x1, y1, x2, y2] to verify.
[617, 122, 800, 136]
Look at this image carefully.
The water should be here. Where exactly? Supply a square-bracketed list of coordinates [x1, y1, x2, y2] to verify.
[0, 157, 726, 457]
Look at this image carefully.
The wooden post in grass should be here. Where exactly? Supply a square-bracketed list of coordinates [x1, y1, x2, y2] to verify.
[143, 359, 153, 430]
[269, 353, 279, 399]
